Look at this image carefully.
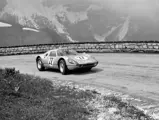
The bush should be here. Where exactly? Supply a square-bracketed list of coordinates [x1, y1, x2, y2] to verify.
[0, 68, 24, 94]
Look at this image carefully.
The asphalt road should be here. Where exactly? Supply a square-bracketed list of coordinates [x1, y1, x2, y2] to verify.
[1, 53, 159, 102]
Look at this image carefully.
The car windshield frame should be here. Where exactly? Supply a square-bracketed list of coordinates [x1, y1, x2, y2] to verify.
[57, 49, 78, 56]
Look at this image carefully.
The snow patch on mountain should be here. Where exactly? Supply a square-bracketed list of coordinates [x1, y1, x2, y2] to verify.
[118, 16, 130, 41]
[0, 21, 12, 27]
[23, 27, 40, 32]
[52, 5, 88, 24]
[94, 25, 122, 41]
[65, 11, 88, 24]
[66, 35, 78, 42]
[94, 34, 105, 42]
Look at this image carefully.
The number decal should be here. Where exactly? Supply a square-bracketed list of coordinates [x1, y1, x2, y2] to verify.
[48, 58, 54, 66]
[75, 56, 88, 60]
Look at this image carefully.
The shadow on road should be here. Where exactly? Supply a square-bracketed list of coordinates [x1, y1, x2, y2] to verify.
[44, 68, 103, 75]
[44, 68, 60, 73]
[70, 68, 103, 75]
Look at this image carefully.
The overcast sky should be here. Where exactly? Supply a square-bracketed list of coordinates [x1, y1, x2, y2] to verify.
[90, 0, 159, 19]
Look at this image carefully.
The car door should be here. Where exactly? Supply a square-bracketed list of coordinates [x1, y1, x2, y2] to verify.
[42, 52, 50, 66]
[47, 50, 57, 68]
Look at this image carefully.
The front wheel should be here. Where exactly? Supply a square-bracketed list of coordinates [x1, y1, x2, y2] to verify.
[36, 58, 45, 71]
[59, 60, 68, 75]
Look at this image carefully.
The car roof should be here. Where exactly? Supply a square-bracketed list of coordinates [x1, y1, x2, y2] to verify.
[49, 48, 73, 52]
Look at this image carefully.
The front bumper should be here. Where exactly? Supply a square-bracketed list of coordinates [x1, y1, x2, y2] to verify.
[67, 62, 98, 70]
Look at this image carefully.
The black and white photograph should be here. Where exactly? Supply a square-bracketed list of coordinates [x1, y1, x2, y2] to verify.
[0, 0, 159, 119]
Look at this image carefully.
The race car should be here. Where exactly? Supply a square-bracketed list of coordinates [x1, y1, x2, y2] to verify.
[36, 48, 98, 75]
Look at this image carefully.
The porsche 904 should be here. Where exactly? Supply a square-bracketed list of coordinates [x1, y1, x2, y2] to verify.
[36, 48, 98, 75]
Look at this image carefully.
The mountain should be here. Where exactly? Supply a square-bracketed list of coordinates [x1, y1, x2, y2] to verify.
[0, 0, 159, 47]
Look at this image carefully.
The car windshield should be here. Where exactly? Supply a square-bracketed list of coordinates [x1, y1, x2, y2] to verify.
[57, 49, 78, 56]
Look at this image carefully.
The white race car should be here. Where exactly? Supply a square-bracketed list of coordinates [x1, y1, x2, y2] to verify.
[36, 48, 98, 75]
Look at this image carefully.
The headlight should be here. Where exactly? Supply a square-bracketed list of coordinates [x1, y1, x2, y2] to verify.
[68, 59, 78, 65]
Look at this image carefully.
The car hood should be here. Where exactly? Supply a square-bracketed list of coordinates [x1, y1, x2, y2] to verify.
[68, 53, 97, 64]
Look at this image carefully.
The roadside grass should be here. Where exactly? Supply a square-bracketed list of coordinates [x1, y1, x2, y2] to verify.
[0, 68, 154, 120]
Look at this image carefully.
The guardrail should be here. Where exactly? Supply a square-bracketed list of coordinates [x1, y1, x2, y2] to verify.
[0, 41, 159, 56]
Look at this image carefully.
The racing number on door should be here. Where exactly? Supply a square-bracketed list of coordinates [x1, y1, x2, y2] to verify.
[48, 58, 54, 66]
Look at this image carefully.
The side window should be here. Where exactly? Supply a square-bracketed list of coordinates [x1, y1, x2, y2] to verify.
[57, 50, 63, 56]
[49, 51, 56, 57]
[44, 53, 48, 58]
[45, 53, 48, 56]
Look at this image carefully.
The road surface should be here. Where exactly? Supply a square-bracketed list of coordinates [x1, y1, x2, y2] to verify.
[1, 53, 159, 102]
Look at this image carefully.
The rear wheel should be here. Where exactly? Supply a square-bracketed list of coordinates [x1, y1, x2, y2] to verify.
[36, 58, 45, 71]
[59, 60, 68, 75]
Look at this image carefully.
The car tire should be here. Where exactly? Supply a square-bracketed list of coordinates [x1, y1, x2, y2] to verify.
[36, 58, 45, 71]
[59, 60, 68, 75]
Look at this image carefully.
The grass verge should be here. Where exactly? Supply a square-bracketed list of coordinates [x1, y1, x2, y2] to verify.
[0, 68, 155, 120]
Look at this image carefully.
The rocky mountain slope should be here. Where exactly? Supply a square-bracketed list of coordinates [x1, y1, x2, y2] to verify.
[0, 0, 159, 46]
